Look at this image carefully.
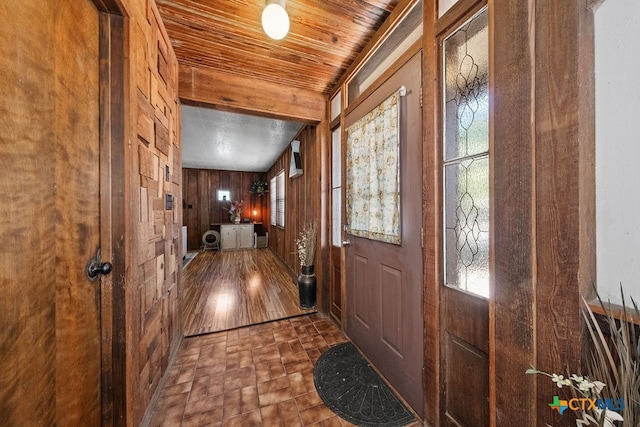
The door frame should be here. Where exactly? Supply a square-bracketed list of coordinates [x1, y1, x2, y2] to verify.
[95, 2, 128, 424]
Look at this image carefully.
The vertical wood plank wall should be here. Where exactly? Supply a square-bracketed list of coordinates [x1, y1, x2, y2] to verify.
[268, 126, 326, 309]
[182, 169, 268, 251]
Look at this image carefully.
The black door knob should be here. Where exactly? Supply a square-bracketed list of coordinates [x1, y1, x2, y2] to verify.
[87, 260, 113, 279]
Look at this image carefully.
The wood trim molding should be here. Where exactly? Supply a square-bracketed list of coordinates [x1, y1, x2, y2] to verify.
[533, 0, 596, 421]
[179, 65, 326, 123]
[92, 0, 125, 15]
[490, 0, 536, 424]
[588, 300, 640, 326]
[434, 0, 486, 37]
[343, 39, 422, 118]
[329, 0, 420, 98]
[98, 10, 128, 426]
[421, 0, 440, 424]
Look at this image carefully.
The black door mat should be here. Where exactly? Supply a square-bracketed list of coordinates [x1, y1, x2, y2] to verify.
[313, 342, 416, 427]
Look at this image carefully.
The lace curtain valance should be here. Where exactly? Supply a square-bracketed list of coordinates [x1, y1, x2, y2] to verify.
[345, 89, 402, 245]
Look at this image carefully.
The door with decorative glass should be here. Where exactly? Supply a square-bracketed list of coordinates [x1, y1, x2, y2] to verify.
[344, 52, 423, 413]
[440, 7, 490, 426]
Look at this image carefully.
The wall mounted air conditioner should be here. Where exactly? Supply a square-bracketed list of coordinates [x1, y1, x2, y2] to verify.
[289, 140, 303, 178]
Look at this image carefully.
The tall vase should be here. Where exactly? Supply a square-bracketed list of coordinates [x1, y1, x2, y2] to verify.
[234, 216, 240, 224]
[298, 265, 316, 309]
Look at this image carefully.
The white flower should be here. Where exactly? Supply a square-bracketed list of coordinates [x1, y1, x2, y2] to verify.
[552, 374, 571, 388]
[571, 374, 584, 383]
[570, 374, 597, 393]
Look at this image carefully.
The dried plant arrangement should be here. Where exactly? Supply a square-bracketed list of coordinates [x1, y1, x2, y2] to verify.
[295, 222, 317, 267]
[583, 288, 640, 426]
[526, 286, 639, 426]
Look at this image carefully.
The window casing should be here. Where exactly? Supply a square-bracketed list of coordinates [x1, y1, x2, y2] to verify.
[270, 171, 285, 227]
[270, 176, 277, 226]
[277, 170, 285, 227]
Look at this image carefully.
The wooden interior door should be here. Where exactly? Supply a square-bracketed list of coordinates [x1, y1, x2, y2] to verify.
[0, 0, 103, 424]
[344, 52, 423, 413]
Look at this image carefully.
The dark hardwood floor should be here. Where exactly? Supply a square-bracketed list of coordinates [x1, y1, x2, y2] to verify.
[182, 249, 315, 336]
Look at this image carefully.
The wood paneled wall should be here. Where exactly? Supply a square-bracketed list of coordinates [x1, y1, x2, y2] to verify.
[182, 168, 268, 250]
[267, 125, 328, 310]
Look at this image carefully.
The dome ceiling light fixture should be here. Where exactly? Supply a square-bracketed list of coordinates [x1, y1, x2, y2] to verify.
[261, 0, 290, 40]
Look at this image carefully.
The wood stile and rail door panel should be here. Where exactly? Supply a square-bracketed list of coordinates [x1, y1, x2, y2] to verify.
[329, 248, 343, 325]
[442, 287, 489, 427]
[0, 0, 102, 425]
[181, 249, 315, 335]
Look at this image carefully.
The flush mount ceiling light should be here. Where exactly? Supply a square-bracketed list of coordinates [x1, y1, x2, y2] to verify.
[262, 0, 290, 40]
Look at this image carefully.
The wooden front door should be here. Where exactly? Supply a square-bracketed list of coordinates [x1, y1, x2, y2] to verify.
[0, 0, 104, 424]
[344, 52, 423, 413]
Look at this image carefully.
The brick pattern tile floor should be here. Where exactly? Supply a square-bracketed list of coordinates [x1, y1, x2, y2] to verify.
[147, 314, 421, 427]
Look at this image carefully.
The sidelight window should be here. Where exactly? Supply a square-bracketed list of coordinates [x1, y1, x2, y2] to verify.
[331, 125, 342, 247]
[442, 8, 490, 298]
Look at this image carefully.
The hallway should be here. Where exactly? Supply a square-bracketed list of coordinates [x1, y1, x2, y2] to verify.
[147, 314, 422, 426]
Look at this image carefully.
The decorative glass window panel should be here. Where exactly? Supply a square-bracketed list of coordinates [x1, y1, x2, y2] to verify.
[346, 90, 402, 245]
[332, 127, 342, 247]
[332, 188, 342, 247]
[332, 127, 342, 188]
[347, 2, 422, 105]
[443, 8, 489, 297]
[331, 91, 342, 121]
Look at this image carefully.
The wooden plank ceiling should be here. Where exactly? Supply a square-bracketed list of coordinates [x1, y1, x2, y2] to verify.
[156, 0, 400, 97]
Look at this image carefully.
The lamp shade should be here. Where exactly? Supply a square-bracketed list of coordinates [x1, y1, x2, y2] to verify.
[261, 0, 289, 40]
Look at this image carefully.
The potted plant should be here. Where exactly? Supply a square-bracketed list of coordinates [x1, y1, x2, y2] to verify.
[228, 200, 244, 223]
[296, 222, 317, 309]
[250, 180, 268, 195]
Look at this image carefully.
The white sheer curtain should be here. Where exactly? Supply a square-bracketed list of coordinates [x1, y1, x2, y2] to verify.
[345, 90, 401, 245]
